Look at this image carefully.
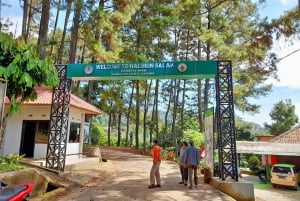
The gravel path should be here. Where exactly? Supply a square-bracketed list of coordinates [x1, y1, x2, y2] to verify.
[54, 148, 234, 201]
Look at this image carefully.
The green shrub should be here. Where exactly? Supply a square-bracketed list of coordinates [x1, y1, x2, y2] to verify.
[240, 160, 248, 168]
[248, 155, 261, 171]
[183, 130, 204, 148]
[0, 154, 25, 173]
[90, 123, 106, 145]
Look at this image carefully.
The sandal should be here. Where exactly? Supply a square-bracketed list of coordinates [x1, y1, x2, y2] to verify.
[148, 184, 156, 189]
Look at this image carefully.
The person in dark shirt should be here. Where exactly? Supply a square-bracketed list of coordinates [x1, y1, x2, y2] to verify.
[184, 140, 200, 189]
[178, 141, 188, 185]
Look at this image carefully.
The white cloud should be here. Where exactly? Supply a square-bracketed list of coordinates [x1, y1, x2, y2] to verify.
[267, 40, 300, 89]
[2, 16, 23, 37]
[280, 0, 290, 6]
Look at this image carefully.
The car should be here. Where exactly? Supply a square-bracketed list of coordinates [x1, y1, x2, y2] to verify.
[270, 163, 300, 190]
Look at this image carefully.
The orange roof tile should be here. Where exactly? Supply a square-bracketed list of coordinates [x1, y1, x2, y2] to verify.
[271, 125, 300, 144]
[5, 86, 102, 115]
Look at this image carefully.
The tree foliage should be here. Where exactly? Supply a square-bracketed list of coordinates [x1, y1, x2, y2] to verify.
[1, 0, 299, 149]
[0, 32, 58, 114]
[235, 119, 253, 141]
[264, 99, 298, 136]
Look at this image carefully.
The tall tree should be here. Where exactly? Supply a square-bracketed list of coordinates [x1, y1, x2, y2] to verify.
[57, 0, 72, 63]
[135, 80, 140, 148]
[69, 0, 82, 63]
[125, 81, 134, 146]
[37, 0, 50, 59]
[264, 99, 298, 136]
[21, 0, 31, 41]
[143, 80, 152, 149]
[49, 0, 62, 57]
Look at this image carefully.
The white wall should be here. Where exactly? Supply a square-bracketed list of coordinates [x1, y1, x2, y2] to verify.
[3, 113, 23, 156]
[66, 110, 85, 159]
[34, 144, 47, 159]
[237, 141, 300, 156]
[2, 106, 50, 156]
[3, 106, 87, 161]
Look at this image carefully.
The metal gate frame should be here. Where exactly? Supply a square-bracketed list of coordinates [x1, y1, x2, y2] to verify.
[215, 61, 238, 181]
[46, 62, 238, 177]
[46, 65, 71, 172]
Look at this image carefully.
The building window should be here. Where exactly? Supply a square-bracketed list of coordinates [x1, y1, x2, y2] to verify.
[35, 121, 50, 144]
[69, 122, 81, 143]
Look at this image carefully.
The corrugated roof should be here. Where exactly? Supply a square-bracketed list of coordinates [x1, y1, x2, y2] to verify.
[271, 125, 300, 144]
[5, 86, 102, 115]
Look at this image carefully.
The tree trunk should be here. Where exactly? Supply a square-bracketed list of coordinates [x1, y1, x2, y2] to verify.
[180, 79, 186, 131]
[37, 0, 50, 59]
[117, 111, 122, 146]
[69, 0, 82, 63]
[57, 0, 72, 63]
[107, 106, 112, 147]
[117, 92, 123, 146]
[86, 0, 104, 104]
[171, 79, 180, 148]
[197, 35, 204, 132]
[204, 78, 210, 110]
[154, 79, 159, 139]
[143, 80, 152, 150]
[163, 80, 173, 144]
[24, 0, 33, 42]
[150, 79, 159, 143]
[21, 0, 30, 42]
[197, 79, 203, 132]
[204, 10, 212, 112]
[80, 43, 86, 63]
[180, 29, 189, 131]
[135, 80, 140, 149]
[125, 82, 134, 146]
[143, 82, 147, 150]
[49, 0, 61, 57]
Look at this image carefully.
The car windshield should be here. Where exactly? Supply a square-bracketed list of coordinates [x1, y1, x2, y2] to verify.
[272, 166, 292, 174]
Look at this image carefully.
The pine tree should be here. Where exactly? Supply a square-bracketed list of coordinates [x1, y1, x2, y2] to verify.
[264, 99, 299, 136]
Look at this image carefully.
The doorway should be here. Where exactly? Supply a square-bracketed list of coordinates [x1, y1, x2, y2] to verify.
[20, 121, 37, 157]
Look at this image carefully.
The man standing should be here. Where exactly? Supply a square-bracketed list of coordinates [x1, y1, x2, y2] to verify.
[178, 141, 188, 185]
[184, 140, 200, 189]
[148, 139, 161, 188]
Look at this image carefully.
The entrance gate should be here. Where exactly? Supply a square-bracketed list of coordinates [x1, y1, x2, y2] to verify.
[46, 60, 238, 181]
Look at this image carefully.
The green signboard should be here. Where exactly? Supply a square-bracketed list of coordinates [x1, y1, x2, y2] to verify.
[67, 60, 217, 80]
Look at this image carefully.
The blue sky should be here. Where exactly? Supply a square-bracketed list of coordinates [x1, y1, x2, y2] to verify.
[1, 0, 300, 126]
[237, 0, 300, 125]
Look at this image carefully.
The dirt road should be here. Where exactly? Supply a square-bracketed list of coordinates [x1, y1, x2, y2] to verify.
[55, 148, 234, 201]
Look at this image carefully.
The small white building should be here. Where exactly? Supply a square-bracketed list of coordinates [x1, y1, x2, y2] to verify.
[1, 86, 102, 162]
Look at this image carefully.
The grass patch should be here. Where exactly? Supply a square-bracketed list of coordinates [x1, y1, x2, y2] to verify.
[0, 154, 26, 173]
[0, 163, 25, 173]
[253, 181, 272, 190]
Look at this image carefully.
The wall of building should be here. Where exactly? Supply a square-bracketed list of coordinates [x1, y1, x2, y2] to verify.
[2, 106, 50, 156]
[276, 155, 300, 169]
[2, 106, 86, 161]
[237, 141, 300, 156]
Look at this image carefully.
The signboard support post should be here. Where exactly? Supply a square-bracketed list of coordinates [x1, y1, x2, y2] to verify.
[46, 65, 71, 172]
[215, 61, 238, 181]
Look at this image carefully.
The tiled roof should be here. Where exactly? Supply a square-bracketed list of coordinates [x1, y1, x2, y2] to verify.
[5, 86, 102, 115]
[271, 125, 300, 144]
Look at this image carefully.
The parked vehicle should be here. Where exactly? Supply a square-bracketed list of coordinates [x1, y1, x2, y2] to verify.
[0, 181, 34, 201]
[270, 163, 300, 190]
